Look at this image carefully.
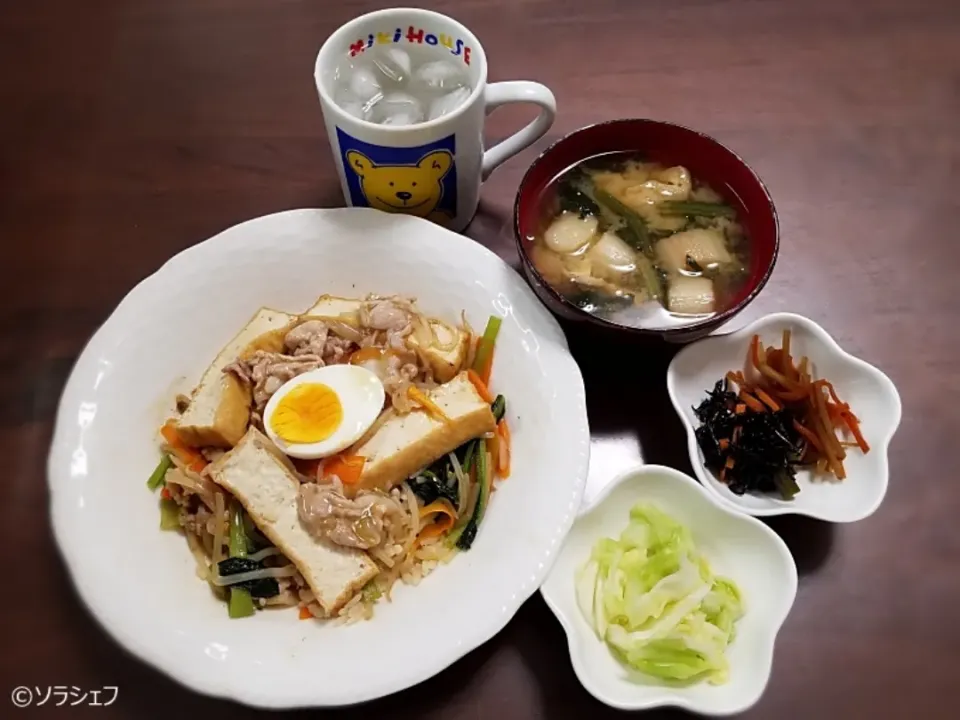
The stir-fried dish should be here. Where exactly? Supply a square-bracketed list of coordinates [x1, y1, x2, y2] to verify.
[527, 153, 751, 329]
[146, 295, 511, 622]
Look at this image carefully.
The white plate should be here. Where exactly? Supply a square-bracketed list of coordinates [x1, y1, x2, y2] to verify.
[541, 465, 797, 715]
[667, 312, 901, 521]
[48, 208, 590, 708]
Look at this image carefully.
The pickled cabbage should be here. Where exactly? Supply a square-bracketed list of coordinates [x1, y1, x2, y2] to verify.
[575, 504, 744, 684]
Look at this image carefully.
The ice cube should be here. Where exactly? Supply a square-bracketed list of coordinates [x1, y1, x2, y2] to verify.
[414, 60, 467, 91]
[349, 67, 382, 102]
[372, 47, 412, 83]
[371, 92, 424, 126]
[428, 86, 472, 120]
[334, 88, 366, 119]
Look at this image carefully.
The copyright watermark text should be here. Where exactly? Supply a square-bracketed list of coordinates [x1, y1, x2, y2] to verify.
[10, 686, 118, 708]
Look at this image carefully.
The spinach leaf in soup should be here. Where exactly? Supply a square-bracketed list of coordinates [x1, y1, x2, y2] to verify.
[568, 288, 635, 315]
[556, 176, 599, 219]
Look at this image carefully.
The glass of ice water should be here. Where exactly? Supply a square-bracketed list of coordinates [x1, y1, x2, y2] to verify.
[315, 8, 556, 232]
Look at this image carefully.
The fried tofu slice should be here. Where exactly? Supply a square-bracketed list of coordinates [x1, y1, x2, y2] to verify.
[208, 428, 379, 615]
[346, 372, 496, 496]
[306, 295, 468, 382]
[175, 308, 295, 447]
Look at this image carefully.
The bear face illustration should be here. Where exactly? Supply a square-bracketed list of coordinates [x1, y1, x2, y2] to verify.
[345, 149, 454, 219]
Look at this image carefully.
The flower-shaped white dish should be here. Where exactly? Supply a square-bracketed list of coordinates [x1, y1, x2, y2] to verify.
[667, 313, 901, 522]
[540, 465, 797, 715]
[48, 208, 590, 708]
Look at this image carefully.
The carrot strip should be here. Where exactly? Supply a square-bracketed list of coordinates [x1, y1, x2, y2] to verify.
[750, 334, 763, 370]
[841, 412, 871, 453]
[735, 403, 747, 415]
[810, 386, 847, 478]
[739, 390, 766, 413]
[757, 361, 796, 389]
[754, 387, 782, 411]
[299, 606, 314, 620]
[792, 420, 824, 452]
[418, 499, 457, 541]
[323, 455, 366, 485]
[160, 423, 207, 472]
[498, 419, 511, 478]
[408, 386, 452, 424]
[776, 383, 811, 402]
[724, 456, 736, 469]
[466, 369, 494, 404]
[718, 438, 731, 451]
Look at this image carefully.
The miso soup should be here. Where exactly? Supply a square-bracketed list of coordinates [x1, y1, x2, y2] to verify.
[527, 153, 750, 329]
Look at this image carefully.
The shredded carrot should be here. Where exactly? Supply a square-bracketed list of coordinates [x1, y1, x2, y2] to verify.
[735, 403, 747, 415]
[739, 390, 766, 413]
[751, 334, 763, 370]
[718, 438, 730, 451]
[810, 386, 847, 478]
[299, 606, 313, 620]
[407, 386, 451, 424]
[160, 422, 207, 473]
[466, 368, 494, 404]
[160, 486, 172, 501]
[418, 499, 457, 541]
[724, 456, 736, 469]
[754, 387, 782, 411]
[756, 360, 796, 389]
[323, 454, 366, 485]
[841, 412, 870, 453]
[792, 420, 823, 452]
[498, 419, 511, 478]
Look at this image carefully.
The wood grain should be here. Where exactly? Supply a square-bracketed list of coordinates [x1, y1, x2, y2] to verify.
[2, 0, 958, 717]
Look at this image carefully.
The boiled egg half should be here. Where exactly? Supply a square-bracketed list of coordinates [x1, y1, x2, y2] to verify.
[262, 365, 385, 459]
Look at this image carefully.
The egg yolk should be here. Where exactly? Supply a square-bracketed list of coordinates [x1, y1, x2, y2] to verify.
[270, 383, 343, 444]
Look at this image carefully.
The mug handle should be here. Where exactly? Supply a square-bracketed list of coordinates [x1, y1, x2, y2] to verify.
[480, 81, 556, 181]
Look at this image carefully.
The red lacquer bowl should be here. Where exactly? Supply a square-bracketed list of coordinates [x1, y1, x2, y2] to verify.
[513, 119, 779, 342]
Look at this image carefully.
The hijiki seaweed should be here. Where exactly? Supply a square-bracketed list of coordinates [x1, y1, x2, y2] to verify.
[694, 379, 803, 499]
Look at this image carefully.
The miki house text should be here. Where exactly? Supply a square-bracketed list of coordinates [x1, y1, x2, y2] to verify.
[348, 26, 472, 65]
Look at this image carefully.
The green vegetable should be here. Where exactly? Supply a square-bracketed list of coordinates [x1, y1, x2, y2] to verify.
[557, 178, 600, 218]
[227, 502, 256, 618]
[594, 187, 652, 254]
[575, 503, 744, 685]
[568, 289, 635, 314]
[146, 454, 172, 491]
[461, 439, 478, 473]
[634, 255, 663, 302]
[491, 395, 506, 423]
[660, 201, 736, 218]
[471, 315, 502, 375]
[362, 581, 382, 603]
[229, 503, 250, 558]
[453, 441, 491, 551]
[228, 588, 256, 619]
[159, 498, 180, 530]
[216, 558, 280, 599]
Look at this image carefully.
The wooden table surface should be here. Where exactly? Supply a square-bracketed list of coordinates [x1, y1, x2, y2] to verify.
[3, 0, 958, 717]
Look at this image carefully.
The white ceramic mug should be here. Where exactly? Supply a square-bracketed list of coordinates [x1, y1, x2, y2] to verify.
[314, 8, 556, 232]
